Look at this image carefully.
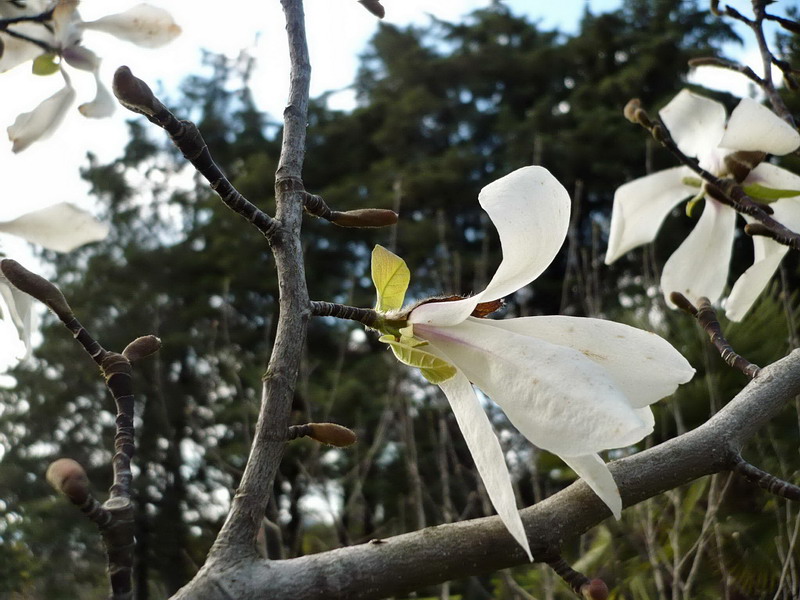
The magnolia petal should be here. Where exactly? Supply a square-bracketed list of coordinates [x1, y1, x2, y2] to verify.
[417, 319, 651, 457]
[721, 98, 800, 156]
[559, 454, 622, 519]
[481, 316, 695, 407]
[747, 162, 800, 191]
[62, 44, 100, 72]
[438, 371, 532, 560]
[0, 202, 109, 252]
[605, 167, 691, 264]
[7, 74, 75, 153]
[80, 4, 181, 48]
[410, 166, 570, 327]
[661, 199, 736, 307]
[725, 199, 800, 321]
[79, 72, 115, 118]
[0, 26, 49, 72]
[659, 89, 726, 159]
[0, 274, 34, 359]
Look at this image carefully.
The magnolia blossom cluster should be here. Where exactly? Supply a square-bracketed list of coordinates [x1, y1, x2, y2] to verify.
[606, 89, 800, 321]
[0, 1, 180, 152]
[371, 167, 695, 557]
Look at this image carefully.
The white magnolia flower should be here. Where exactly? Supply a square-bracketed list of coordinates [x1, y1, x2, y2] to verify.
[605, 89, 800, 321]
[0, 202, 109, 357]
[3, 1, 180, 151]
[372, 166, 695, 558]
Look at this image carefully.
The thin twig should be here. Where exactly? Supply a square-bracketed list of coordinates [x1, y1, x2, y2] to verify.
[112, 67, 280, 241]
[670, 293, 761, 378]
[310, 300, 378, 327]
[732, 454, 800, 501]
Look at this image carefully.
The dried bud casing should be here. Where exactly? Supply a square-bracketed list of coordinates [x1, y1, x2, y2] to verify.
[122, 335, 162, 362]
[724, 150, 765, 183]
[358, 0, 385, 18]
[331, 209, 398, 228]
[46, 458, 90, 504]
[0, 259, 73, 321]
[710, 0, 722, 15]
[307, 423, 357, 447]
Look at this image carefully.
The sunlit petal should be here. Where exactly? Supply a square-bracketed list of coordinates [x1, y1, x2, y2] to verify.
[0, 202, 109, 252]
[417, 319, 651, 457]
[80, 4, 181, 48]
[721, 98, 800, 156]
[725, 199, 800, 321]
[659, 89, 726, 158]
[0, 26, 48, 72]
[0, 274, 34, 359]
[605, 167, 691, 264]
[481, 316, 695, 407]
[7, 72, 75, 152]
[661, 199, 736, 306]
[410, 166, 570, 326]
[438, 370, 532, 560]
[78, 73, 116, 118]
[560, 454, 622, 519]
[747, 162, 800, 191]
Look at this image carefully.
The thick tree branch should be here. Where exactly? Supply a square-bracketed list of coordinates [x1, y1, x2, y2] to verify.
[171, 350, 800, 599]
[200, 0, 312, 566]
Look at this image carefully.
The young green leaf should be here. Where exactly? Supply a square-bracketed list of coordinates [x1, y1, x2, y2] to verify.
[32, 54, 60, 76]
[379, 335, 456, 384]
[371, 245, 410, 312]
[743, 183, 800, 201]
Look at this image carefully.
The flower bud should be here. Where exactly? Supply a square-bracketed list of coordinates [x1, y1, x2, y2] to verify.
[122, 335, 162, 362]
[623, 98, 642, 123]
[581, 579, 609, 600]
[306, 423, 357, 447]
[46, 458, 90, 504]
[331, 209, 398, 228]
[0, 259, 73, 321]
[358, 0, 385, 18]
[113, 66, 164, 118]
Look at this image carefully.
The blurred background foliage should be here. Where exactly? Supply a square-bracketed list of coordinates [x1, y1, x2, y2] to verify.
[1, 0, 799, 598]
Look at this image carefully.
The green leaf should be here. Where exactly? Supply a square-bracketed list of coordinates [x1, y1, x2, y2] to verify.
[379, 335, 456, 384]
[743, 183, 800, 201]
[32, 54, 60, 76]
[371, 245, 410, 312]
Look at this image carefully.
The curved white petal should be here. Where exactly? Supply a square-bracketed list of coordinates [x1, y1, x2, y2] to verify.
[410, 166, 570, 327]
[559, 454, 622, 519]
[659, 89, 726, 158]
[481, 316, 695, 407]
[7, 73, 75, 153]
[417, 319, 651, 457]
[661, 199, 736, 307]
[721, 98, 800, 156]
[79, 73, 116, 119]
[80, 4, 181, 48]
[746, 162, 800, 191]
[438, 371, 532, 560]
[605, 167, 692, 264]
[0, 202, 109, 252]
[725, 198, 800, 321]
[0, 26, 48, 72]
[0, 274, 34, 359]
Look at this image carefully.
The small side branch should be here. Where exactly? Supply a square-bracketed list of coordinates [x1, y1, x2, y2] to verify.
[731, 454, 800, 501]
[543, 554, 609, 599]
[303, 192, 398, 228]
[111, 67, 280, 241]
[310, 300, 379, 328]
[670, 293, 761, 378]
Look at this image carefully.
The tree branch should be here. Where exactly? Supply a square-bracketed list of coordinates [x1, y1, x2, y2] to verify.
[199, 0, 312, 565]
[171, 350, 800, 599]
